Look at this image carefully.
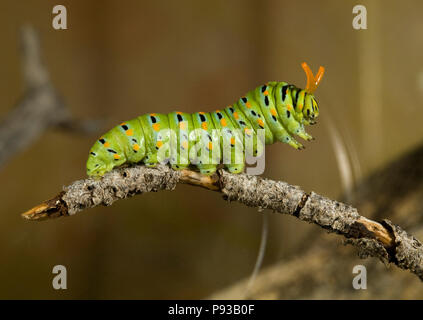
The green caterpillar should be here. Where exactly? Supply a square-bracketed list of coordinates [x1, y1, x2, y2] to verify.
[86, 62, 325, 177]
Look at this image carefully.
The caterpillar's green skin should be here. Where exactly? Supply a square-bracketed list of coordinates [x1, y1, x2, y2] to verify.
[86, 82, 320, 177]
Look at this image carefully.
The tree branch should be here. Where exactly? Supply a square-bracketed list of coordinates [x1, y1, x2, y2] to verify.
[20, 164, 423, 282]
[210, 141, 423, 299]
[0, 26, 100, 168]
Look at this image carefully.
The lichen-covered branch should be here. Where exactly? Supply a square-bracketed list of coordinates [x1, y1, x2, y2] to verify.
[0, 26, 100, 168]
[21, 164, 423, 282]
[211, 142, 423, 299]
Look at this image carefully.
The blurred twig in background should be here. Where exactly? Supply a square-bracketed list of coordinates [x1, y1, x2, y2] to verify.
[0, 26, 101, 169]
[21, 164, 423, 283]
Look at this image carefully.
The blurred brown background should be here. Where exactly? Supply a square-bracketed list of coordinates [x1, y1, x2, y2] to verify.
[0, 0, 422, 299]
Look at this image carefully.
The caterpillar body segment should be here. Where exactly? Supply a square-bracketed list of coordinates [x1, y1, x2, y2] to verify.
[191, 111, 220, 175]
[224, 104, 260, 161]
[167, 111, 193, 171]
[138, 113, 171, 167]
[86, 63, 324, 178]
[209, 109, 245, 174]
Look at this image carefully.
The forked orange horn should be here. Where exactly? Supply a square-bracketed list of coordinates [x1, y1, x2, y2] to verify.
[301, 62, 325, 93]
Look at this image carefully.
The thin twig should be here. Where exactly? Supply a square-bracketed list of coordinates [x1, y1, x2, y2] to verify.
[20, 164, 423, 282]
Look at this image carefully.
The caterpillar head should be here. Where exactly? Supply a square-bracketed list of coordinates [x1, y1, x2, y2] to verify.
[303, 94, 319, 124]
[301, 62, 324, 124]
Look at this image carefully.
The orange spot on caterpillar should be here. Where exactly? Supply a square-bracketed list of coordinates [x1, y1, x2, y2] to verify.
[104, 142, 110, 148]
[230, 137, 235, 146]
[245, 102, 252, 108]
[179, 122, 186, 130]
[270, 109, 277, 116]
[257, 119, 264, 127]
[198, 111, 205, 115]
[233, 112, 239, 119]
[176, 111, 183, 115]
[126, 129, 134, 136]
[298, 104, 303, 110]
[156, 141, 163, 148]
[208, 142, 213, 150]
[287, 105, 293, 111]
[201, 122, 208, 130]
[263, 90, 269, 96]
[152, 123, 160, 131]
[120, 122, 126, 126]
[220, 118, 227, 127]
[182, 141, 188, 149]
[113, 154, 121, 160]
[133, 144, 140, 151]
[150, 113, 156, 117]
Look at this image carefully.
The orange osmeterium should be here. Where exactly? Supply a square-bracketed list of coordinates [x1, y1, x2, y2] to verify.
[301, 62, 325, 94]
